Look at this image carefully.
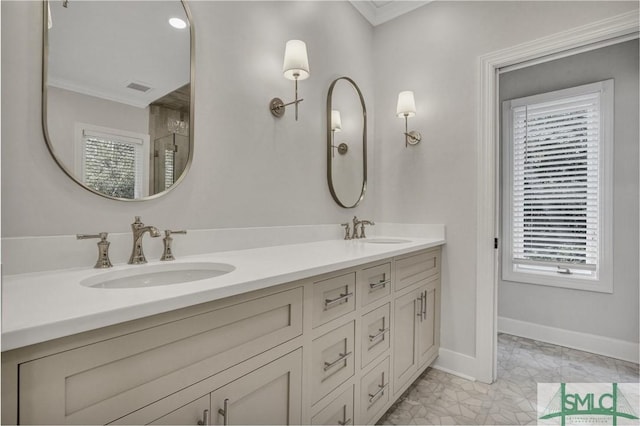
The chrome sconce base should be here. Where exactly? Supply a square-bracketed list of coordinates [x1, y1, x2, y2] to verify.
[403, 114, 422, 147]
[270, 98, 286, 118]
[335, 142, 348, 155]
[270, 96, 304, 120]
[405, 130, 422, 147]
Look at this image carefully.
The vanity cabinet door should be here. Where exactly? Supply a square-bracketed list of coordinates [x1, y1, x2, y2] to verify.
[418, 277, 440, 367]
[209, 349, 302, 425]
[392, 288, 420, 393]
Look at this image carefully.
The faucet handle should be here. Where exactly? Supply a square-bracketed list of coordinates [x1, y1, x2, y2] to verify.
[340, 223, 351, 240]
[77, 232, 113, 268]
[359, 220, 375, 239]
[161, 229, 187, 261]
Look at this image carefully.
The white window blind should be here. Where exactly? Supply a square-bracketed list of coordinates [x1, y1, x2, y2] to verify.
[503, 80, 613, 292]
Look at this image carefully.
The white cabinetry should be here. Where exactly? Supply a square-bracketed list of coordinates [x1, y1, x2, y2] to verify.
[393, 249, 441, 394]
[3, 246, 442, 425]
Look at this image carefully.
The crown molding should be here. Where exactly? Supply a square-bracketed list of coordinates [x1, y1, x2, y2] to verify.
[349, 1, 431, 26]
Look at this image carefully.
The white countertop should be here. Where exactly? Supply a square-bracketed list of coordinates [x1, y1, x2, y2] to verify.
[1, 237, 444, 351]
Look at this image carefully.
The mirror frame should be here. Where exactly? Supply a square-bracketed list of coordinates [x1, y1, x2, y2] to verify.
[326, 76, 367, 209]
[41, 0, 195, 201]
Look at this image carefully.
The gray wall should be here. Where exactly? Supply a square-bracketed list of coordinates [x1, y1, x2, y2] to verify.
[498, 40, 639, 344]
[1, 1, 375, 237]
[371, 1, 638, 357]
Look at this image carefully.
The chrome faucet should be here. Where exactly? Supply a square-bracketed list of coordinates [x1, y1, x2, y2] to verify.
[128, 216, 161, 264]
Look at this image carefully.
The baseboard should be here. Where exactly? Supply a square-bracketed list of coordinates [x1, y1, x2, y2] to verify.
[432, 348, 478, 381]
[498, 316, 639, 364]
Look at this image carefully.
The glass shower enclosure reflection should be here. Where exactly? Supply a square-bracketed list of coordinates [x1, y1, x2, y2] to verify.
[153, 133, 189, 194]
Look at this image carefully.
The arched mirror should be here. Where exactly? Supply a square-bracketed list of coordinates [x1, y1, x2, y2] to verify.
[327, 77, 367, 208]
[42, 0, 194, 200]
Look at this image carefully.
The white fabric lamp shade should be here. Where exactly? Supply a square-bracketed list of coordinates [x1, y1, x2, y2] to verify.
[396, 91, 416, 117]
[331, 110, 342, 132]
[283, 40, 310, 81]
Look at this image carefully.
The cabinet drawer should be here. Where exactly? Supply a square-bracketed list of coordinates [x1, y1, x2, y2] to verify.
[361, 303, 391, 368]
[311, 321, 355, 404]
[313, 272, 356, 328]
[19, 287, 303, 425]
[396, 248, 440, 291]
[311, 386, 354, 425]
[358, 263, 391, 307]
[360, 357, 390, 425]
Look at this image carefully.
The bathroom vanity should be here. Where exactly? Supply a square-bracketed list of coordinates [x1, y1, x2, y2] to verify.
[1, 239, 443, 425]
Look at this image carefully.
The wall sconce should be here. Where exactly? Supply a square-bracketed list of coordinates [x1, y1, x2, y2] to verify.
[270, 40, 310, 121]
[396, 91, 422, 147]
[331, 110, 348, 157]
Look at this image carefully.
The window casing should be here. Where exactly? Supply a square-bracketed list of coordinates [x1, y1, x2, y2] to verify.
[502, 80, 613, 293]
[74, 123, 150, 199]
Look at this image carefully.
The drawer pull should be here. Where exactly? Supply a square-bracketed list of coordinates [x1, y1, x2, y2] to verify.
[323, 351, 352, 371]
[416, 295, 423, 319]
[368, 373, 388, 405]
[218, 398, 229, 426]
[197, 409, 210, 426]
[324, 292, 353, 309]
[369, 280, 390, 291]
[368, 327, 389, 342]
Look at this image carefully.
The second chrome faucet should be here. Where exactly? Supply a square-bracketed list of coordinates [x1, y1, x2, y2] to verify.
[129, 216, 161, 264]
[342, 216, 375, 240]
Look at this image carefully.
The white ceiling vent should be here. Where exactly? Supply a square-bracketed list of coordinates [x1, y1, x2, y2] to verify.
[126, 81, 152, 93]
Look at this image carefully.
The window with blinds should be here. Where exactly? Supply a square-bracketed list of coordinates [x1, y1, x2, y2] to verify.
[502, 80, 613, 292]
[77, 126, 149, 199]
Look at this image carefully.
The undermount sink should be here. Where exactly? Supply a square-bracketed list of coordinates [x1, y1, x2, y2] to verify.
[81, 262, 235, 289]
[363, 238, 412, 244]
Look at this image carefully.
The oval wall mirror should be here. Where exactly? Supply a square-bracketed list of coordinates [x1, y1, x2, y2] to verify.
[42, 0, 194, 201]
[327, 77, 367, 208]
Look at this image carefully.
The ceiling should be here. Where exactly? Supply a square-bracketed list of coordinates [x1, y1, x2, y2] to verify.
[349, 0, 432, 26]
[47, 0, 190, 108]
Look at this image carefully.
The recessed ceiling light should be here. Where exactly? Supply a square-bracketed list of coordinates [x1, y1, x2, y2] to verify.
[169, 18, 187, 29]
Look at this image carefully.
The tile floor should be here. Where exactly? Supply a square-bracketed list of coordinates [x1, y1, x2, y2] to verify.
[378, 333, 639, 425]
